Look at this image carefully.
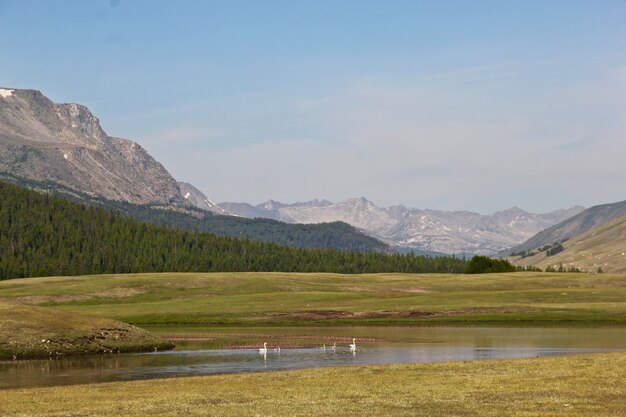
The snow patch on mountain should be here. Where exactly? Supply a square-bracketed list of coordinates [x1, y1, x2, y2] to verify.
[177, 182, 231, 215]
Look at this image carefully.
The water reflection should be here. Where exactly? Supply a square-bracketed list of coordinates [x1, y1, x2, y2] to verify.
[2, 326, 626, 390]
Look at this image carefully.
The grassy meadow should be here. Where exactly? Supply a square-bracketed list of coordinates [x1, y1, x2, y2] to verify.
[0, 272, 625, 326]
[0, 352, 624, 416]
[1, 272, 625, 416]
[0, 300, 173, 360]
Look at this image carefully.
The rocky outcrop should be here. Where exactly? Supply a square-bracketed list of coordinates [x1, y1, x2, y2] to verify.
[0, 88, 184, 205]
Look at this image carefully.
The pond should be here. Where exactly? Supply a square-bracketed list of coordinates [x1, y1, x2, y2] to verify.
[1, 326, 625, 390]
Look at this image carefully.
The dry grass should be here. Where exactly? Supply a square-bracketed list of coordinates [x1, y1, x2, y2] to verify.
[0, 352, 624, 416]
[513, 215, 626, 273]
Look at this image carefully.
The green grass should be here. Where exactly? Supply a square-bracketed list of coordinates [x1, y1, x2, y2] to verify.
[0, 272, 625, 326]
[0, 301, 173, 360]
[0, 352, 624, 416]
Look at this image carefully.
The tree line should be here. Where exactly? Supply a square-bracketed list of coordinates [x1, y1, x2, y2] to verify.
[0, 172, 389, 253]
[0, 181, 468, 279]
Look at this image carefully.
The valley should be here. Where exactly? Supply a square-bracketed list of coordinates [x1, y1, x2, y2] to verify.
[1, 272, 625, 416]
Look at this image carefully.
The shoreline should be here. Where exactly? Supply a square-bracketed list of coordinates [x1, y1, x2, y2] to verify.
[1, 352, 624, 416]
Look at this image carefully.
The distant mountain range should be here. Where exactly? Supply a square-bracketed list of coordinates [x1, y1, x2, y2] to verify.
[0, 87, 593, 257]
[219, 198, 584, 255]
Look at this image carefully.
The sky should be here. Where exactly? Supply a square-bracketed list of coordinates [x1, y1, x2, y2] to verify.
[1, 0, 625, 214]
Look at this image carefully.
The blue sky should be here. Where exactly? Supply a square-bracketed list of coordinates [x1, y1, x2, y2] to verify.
[1, 0, 625, 213]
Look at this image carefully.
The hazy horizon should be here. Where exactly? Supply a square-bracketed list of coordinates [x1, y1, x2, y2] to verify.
[2, 0, 625, 213]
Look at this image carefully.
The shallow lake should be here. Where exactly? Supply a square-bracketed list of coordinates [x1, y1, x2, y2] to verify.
[2, 326, 625, 390]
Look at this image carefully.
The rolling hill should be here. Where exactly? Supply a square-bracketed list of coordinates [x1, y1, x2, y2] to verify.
[500, 199, 626, 258]
[511, 214, 626, 273]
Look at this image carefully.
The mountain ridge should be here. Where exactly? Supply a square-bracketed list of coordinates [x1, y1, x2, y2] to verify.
[219, 198, 584, 255]
[0, 87, 185, 206]
[500, 199, 626, 258]
[510, 213, 626, 273]
[0, 88, 390, 253]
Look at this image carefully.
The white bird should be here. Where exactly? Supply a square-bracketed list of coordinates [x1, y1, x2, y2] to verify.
[274, 346, 281, 353]
[259, 342, 268, 353]
[349, 338, 356, 352]
[321, 343, 326, 351]
[331, 343, 336, 351]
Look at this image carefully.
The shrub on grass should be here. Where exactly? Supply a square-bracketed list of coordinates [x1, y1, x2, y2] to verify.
[465, 256, 516, 274]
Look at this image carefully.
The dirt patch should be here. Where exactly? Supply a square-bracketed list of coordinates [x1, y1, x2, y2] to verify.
[15, 287, 146, 304]
[272, 309, 438, 321]
[340, 286, 432, 294]
[164, 333, 388, 344]
[355, 310, 437, 319]
[388, 287, 432, 294]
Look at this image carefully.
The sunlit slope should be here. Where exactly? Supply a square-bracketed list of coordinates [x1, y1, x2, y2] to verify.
[1, 272, 624, 325]
[0, 300, 172, 359]
[501, 199, 626, 257]
[513, 215, 626, 273]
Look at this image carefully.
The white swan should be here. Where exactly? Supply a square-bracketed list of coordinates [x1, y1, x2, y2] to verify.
[321, 343, 326, 351]
[274, 346, 281, 353]
[331, 342, 336, 351]
[259, 342, 268, 353]
[349, 338, 356, 352]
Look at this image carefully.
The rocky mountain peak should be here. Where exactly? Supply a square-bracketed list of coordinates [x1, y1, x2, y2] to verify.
[260, 199, 287, 211]
[178, 182, 230, 215]
[0, 87, 185, 206]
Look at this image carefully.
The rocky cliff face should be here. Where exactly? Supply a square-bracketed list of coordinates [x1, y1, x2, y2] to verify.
[0, 88, 184, 205]
[220, 197, 585, 255]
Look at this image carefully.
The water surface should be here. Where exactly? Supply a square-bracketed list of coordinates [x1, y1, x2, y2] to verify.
[2, 326, 625, 390]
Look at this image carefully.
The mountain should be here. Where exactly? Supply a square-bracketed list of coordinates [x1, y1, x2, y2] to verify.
[219, 198, 584, 255]
[500, 200, 626, 257]
[0, 88, 390, 253]
[0, 173, 390, 253]
[0, 87, 185, 206]
[178, 181, 230, 215]
[511, 214, 626, 273]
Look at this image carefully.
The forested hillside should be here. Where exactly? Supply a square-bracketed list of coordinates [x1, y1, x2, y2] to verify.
[0, 181, 467, 279]
[0, 173, 388, 253]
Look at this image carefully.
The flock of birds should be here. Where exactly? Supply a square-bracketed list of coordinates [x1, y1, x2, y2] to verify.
[258, 338, 357, 354]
